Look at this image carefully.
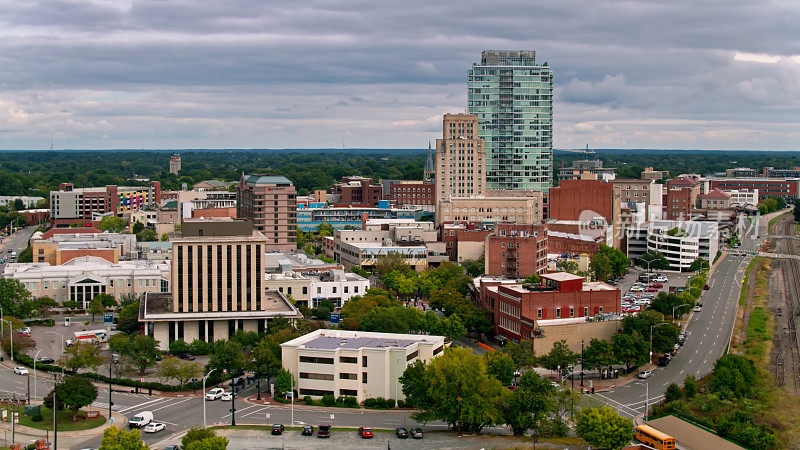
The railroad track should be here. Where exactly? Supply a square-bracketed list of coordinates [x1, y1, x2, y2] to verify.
[774, 216, 800, 394]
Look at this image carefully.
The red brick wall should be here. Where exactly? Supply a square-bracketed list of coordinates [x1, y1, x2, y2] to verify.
[389, 182, 434, 206]
[57, 248, 117, 264]
[547, 234, 600, 255]
[191, 207, 237, 218]
[485, 224, 548, 278]
[548, 180, 613, 221]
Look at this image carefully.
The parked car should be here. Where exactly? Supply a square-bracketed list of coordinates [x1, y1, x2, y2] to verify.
[229, 377, 244, 387]
[645, 287, 659, 292]
[163, 446, 180, 450]
[301, 425, 314, 436]
[205, 388, 225, 400]
[638, 370, 653, 379]
[657, 355, 671, 366]
[358, 427, 374, 438]
[649, 284, 663, 288]
[703, 284, 710, 290]
[178, 353, 195, 361]
[693, 305, 702, 312]
[220, 392, 233, 401]
[143, 422, 166, 433]
[410, 428, 424, 439]
[128, 411, 154, 429]
[317, 424, 331, 438]
[395, 427, 409, 438]
[36, 357, 55, 364]
[13, 367, 28, 375]
[271, 424, 285, 435]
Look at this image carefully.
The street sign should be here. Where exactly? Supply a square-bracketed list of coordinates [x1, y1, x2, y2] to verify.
[110, 417, 114, 425]
[329, 313, 340, 324]
[64, 317, 71, 327]
[103, 313, 113, 324]
[330, 414, 335, 420]
[265, 413, 270, 420]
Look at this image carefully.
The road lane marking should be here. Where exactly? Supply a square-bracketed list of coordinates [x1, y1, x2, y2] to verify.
[118, 397, 171, 413]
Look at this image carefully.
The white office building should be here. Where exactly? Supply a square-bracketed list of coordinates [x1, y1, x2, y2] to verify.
[627, 220, 719, 270]
[281, 329, 445, 402]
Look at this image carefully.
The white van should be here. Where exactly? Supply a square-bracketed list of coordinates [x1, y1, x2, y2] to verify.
[128, 411, 154, 429]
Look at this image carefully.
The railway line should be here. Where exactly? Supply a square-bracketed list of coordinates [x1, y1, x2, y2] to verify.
[771, 216, 800, 394]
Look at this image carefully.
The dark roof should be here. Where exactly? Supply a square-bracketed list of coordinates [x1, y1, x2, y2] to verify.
[700, 189, 730, 199]
[243, 175, 293, 186]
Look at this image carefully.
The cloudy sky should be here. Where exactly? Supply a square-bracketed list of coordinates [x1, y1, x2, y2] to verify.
[1, 0, 799, 150]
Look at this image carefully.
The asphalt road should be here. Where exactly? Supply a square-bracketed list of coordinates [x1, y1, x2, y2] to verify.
[595, 216, 769, 419]
[0, 226, 36, 271]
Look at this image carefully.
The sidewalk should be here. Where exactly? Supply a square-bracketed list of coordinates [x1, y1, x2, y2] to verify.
[0, 409, 126, 448]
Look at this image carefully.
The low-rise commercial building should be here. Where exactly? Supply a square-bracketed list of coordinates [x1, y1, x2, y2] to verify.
[641, 167, 668, 181]
[388, 181, 435, 206]
[558, 159, 616, 181]
[710, 177, 800, 201]
[475, 272, 620, 345]
[484, 223, 548, 279]
[281, 329, 445, 401]
[698, 190, 731, 209]
[436, 191, 544, 225]
[30, 231, 137, 265]
[626, 220, 719, 269]
[3, 256, 169, 306]
[297, 202, 425, 231]
[336, 241, 428, 271]
[330, 176, 383, 207]
[50, 182, 162, 226]
[665, 177, 702, 220]
[438, 222, 493, 262]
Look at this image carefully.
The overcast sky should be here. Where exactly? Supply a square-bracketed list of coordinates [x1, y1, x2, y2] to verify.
[1, 0, 799, 150]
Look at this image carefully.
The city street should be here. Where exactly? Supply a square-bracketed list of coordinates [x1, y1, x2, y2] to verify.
[0, 226, 36, 272]
[595, 215, 770, 419]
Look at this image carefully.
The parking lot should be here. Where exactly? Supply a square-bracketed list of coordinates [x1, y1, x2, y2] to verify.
[610, 268, 690, 315]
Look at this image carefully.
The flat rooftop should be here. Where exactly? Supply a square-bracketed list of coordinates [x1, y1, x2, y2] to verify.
[282, 329, 444, 351]
[139, 290, 301, 322]
[541, 272, 584, 282]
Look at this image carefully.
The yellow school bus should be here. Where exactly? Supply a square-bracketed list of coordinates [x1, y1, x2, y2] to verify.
[635, 424, 676, 450]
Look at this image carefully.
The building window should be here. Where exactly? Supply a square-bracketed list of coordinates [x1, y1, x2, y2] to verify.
[362, 372, 368, 383]
[299, 356, 334, 364]
[340, 389, 358, 396]
[537, 308, 542, 319]
[406, 350, 419, 361]
[556, 308, 561, 318]
[362, 356, 368, 367]
[300, 372, 334, 381]
[339, 373, 358, 380]
[433, 345, 443, 356]
[339, 356, 357, 364]
[569, 307, 574, 318]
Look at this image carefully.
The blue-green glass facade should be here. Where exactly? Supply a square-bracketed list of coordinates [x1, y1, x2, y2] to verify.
[468, 50, 553, 192]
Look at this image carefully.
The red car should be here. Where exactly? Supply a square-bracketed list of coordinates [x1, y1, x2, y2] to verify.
[645, 287, 659, 292]
[358, 427, 374, 439]
[649, 284, 663, 288]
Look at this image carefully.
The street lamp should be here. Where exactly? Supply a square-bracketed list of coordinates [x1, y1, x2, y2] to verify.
[0, 319, 14, 361]
[672, 304, 690, 320]
[202, 368, 217, 428]
[33, 349, 42, 402]
[45, 331, 66, 376]
[108, 353, 119, 422]
[649, 322, 670, 362]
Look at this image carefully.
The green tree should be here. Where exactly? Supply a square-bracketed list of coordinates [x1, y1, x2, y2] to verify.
[638, 250, 670, 271]
[185, 436, 229, 450]
[612, 332, 648, 371]
[60, 341, 104, 372]
[430, 313, 467, 341]
[16, 246, 32, 263]
[683, 374, 698, 398]
[57, 376, 99, 421]
[109, 333, 161, 374]
[485, 352, 515, 386]
[340, 289, 398, 330]
[88, 297, 105, 321]
[98, 216, 125, 233]
[208, 340, 246, 374]
[94, 293, 118, 309]
[582, 338, 617, 376]
[577, 407, 633, 449]
[597, 244, 630, 277]
[34, 296, 58, 316]
[158, 357, 203, 390]
[182, 427, 217, 447]
[2, 332, 36, 355]
[589, 252, 613, 281]
[688, 257, 709, 272]
[400, 347, 509, 433]
[523, 274, 541, 284]
[664, 383, 683, 403]
[504, 340, 537, 370]
[461, 253, 485, 277]
[12, 198, 24, 211]
[132, 221, 144, 234]
[116, 301, 140, 334]
[169, 339, 191, 355]
[0, 279, 36, 318]
[100, 426, 150, 450]
[538, 340, 579, 374]
[275, 368, 294, 395]
[710, 354, 760, 399]
[160, 233, 169, 241]
[503, 371, 555, 436]
[137, 229, 157, 242]
[374, 252, 414, 276]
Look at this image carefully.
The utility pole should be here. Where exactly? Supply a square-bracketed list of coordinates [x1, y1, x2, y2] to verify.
[456, 380, 461, 437]
[580, 339, 585, 387]
[230, 384, 237, 427]
[53, 374, 59, 450]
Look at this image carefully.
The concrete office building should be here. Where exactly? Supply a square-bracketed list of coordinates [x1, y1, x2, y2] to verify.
[626, 220, 719, 269]
[436, 191, 545, 225]
[641, 167, 669, 181]
[237, 174, 297, 252]
[50, 182, 162, 226]
[468, 50, 553, 191]
[710, 178, 800, 201]
[281, 329, 445, 401]
[139, 218, 301, 350]
[30, 231, 136, 265]
[3, 256, 169, 306]
[558, 160, 616, 181]
[169, 154, 181, 174]
[434, 113, 486, 204]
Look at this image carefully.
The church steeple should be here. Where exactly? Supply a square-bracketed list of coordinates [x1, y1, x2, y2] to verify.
[424, 141, 435, 182]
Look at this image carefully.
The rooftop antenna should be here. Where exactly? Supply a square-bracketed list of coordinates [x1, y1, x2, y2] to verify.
[50, 128, 54, 151]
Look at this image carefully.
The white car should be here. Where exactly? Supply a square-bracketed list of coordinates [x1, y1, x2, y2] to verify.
[638, 370, 653, 379]
[13, 367, 28, 375]
[693, 305, 702, 312]
[630, 286, 644, 292]
[205, 387, 225, 400]
[220, 392, 233, 401]
[143, 422, 166, 433]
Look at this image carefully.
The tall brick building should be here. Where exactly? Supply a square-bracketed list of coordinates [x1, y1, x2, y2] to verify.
[434, 113, 486, 205]
[331, 176, 382, 207]
[665, 177, 701, 220]
[484, 223, 548, 279]
[388, 181, 435, 206]
[236, 174, 297, 252]
[548, 179, 613, 222]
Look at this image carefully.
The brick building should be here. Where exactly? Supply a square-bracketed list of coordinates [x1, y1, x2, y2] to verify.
[665, 177, 701, 220]
[548, 179, 613, 222]
[484, 223, 548, 279]
[236, 174, 297, 252]
[710, 178, 800, 201]
[388, 181, 434, 206]
[50, 181, 162, 226]
[331, 176, 382, 207]
[438, 222, 493, 262]
[476, 272, 621, 342]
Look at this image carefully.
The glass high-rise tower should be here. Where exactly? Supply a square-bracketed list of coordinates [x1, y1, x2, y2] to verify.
[468, 50, 553, 191]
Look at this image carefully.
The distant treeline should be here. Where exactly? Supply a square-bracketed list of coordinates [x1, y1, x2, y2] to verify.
[0, 149, 798, 198]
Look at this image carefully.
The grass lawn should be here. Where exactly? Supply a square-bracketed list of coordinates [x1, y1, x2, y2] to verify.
[13, 406, 106, 431]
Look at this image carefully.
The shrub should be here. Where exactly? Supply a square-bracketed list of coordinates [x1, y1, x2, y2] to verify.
[344, 396, 358, 408]
[31, 414, 43, 422]
[303, 395, 313, 405]
[387, 398, 396, 408]
[321, 394, 335, 406]
[26, 445, 36, 450]
[397, 399, 406, 408]
[363, 398, 376, 408]
[374, 397, 388, 409]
